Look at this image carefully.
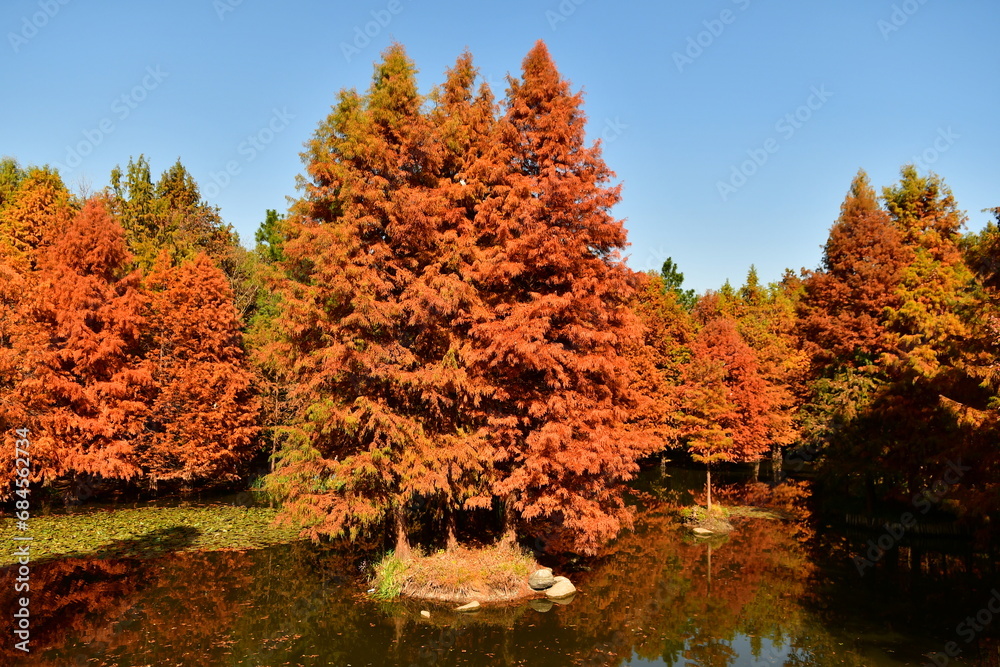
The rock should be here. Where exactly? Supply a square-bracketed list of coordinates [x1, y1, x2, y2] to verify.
[692, 527, 714, 537]
[529, 598, 554, 613]
[551, 591, 576, 606]
[545, 576, 576, 599]
[528, 568, 555, 590]
[420, 610, 431, 618]
[455, 600, 480, 612]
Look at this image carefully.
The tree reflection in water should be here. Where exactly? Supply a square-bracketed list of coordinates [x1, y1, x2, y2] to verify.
[1, 479, 996, 666]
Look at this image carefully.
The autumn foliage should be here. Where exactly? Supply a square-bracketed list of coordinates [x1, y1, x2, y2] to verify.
[2, 41, 1000, 557]
[262, 42, 658, 555]
[0, 159, 259, 499]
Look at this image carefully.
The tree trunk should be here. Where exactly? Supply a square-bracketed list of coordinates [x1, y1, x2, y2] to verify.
[752, 460, 760, 482]
[771, 445, 782, 483]
[706, 466, 712, 512]
[500, 495, 516, 545]
[394, 506, 410, 558]
[446, 506, 458, 552]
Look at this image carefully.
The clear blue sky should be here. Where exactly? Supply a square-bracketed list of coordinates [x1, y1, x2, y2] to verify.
[2, 0, 997, 292]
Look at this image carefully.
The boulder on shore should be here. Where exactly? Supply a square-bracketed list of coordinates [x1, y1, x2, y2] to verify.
[529, 568, 555, 591]
[455, 600, 480, 612]
[545, 576, 576, 599]
[692, 527, 714, 537]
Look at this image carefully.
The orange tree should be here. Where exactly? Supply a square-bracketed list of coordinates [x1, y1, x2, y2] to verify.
[267, 42, 658, 556]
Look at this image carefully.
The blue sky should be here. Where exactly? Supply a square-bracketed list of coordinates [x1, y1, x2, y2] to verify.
[1, 0, 997, 292]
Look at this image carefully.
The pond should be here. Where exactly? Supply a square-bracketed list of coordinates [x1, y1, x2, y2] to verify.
[2, 466, 998, 666]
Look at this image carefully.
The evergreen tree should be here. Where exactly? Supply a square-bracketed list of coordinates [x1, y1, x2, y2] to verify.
[660, 257, 697, 310]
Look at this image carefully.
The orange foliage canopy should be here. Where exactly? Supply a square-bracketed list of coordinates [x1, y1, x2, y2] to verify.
[268, 42, 658, 554]
[22, 198, 150, 484]
[143, 252, 259, 484]
[680, 304, 773, 469]
[1, 179, 260, 497]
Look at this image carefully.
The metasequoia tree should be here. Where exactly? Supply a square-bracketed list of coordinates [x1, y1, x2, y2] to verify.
[0, 166, 75, 490]
[268, 45, 491, 554]
[721, 267, 807, 480]
[267, 42, 657, 556]
[680, 300, 772, 510]
[625, 270, 692, 452]
[798, 170, 911, 369]
[469, 41, 659, 553]
[875, 167, 978, 495]
[22, 198, 150, 487]
[797, 166, 983, 505]
[795, 171, 913, 497]
[424, 50, 504, 550]
[0, 166, 74, 272]
[142, 252, 260, 486]
[958, 207, 1000, 515]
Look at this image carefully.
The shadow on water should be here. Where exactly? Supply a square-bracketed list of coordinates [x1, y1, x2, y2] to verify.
[87, 524, 201, 561]
[2, 466, 998, 666]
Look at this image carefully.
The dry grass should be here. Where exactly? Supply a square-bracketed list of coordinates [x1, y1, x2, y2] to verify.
[372, 541, 541, 604]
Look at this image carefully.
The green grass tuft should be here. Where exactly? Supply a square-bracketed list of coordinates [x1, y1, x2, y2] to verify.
[371, 551, 409, 600]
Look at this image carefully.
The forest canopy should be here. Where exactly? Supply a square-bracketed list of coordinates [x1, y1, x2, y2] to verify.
[2, 41, 999, 557]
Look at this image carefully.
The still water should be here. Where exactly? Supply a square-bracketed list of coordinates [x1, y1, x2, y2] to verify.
[3, 466, 999, 666]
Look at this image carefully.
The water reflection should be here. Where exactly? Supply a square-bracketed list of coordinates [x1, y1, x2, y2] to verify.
[2, 468, 997, 666]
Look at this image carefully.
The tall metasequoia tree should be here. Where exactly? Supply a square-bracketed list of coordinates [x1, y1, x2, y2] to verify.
[875, 166, 979, 497]
[798, 167, 982, 504]
[958, 206, 1000, 515]
[21, 198, 150, 488]
[882, 166, 974, 383]
[424, 50, 503, 550]
[269, 44, 492, 554]
[0, 166, 74, 495]
[469, 41, 658, 554]
[680, 300, 772, 510]
[795, 171, 912, 498]
[142, 252, 260, 486]
[798, 170, 911, 369]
